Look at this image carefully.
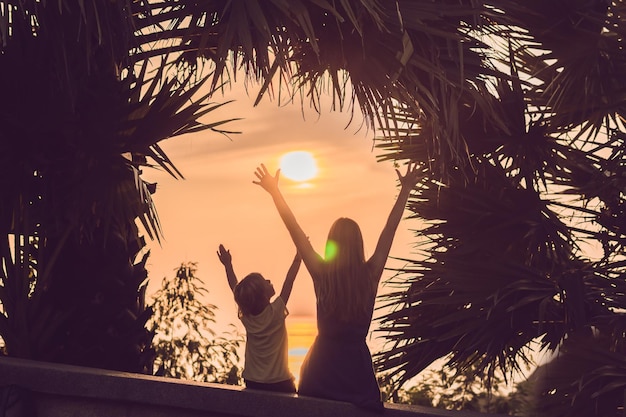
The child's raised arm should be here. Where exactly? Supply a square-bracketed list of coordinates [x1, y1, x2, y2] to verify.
[217, 244, 238, 292]
[279, 251, 302, 304]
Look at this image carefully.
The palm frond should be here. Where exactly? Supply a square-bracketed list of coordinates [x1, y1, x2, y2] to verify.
[534, 331, 626, 417]
[374, 165, 586, 387]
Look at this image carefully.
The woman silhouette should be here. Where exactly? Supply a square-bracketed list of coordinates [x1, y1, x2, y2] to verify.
[253, 162, 422, 412]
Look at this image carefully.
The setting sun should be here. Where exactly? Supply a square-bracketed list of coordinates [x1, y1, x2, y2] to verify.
[279, 151, 318, 182]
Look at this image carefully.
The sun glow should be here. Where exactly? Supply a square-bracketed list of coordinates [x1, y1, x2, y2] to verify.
[279, 151, 318, 182]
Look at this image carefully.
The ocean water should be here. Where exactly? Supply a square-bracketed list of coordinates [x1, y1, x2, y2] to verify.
[286, 316, 317, 384]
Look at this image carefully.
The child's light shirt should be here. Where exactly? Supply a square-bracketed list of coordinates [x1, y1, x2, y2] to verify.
[240, 296, 293, 383]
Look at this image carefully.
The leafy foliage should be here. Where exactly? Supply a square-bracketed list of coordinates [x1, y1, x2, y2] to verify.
[374, 1, 626, 416]
[381, 362, 523, 415]
[147, 262, 242, 385]
[0, 223, 155, 372]
[532, 332, 626, 417]
[0, 0, 238, 371]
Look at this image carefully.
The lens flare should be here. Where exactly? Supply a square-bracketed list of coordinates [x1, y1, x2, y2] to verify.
[325, 240, 338, 261]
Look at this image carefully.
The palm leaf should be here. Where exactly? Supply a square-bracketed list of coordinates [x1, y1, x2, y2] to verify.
[534, 331, 626, 417]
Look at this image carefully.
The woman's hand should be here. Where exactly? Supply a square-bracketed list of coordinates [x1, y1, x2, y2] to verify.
[217, 244, 232, 266]
[253, 163, 281, 195]
[396, 162, 425, 190]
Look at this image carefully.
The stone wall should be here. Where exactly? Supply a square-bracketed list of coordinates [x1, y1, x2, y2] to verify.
[0, 357, 499, 417]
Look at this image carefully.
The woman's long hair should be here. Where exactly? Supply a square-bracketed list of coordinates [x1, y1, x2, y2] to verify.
[317, 217, 377, 321]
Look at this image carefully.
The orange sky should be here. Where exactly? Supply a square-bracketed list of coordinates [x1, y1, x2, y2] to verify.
[142, 81, 419, 357]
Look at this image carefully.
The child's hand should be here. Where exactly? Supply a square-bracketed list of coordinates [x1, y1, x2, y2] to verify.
[217, 244, 232, 266]
[253, 163, 280, 195]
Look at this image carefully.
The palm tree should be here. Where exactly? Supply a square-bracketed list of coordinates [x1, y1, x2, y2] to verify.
[374, 1, 626, 416]
[0, 1, 237, 371]
[0, 0, 499, 371]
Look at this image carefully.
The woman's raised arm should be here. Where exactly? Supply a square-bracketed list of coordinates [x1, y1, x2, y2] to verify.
[253, 164, 324, 278]
[368, 163, 423, 284]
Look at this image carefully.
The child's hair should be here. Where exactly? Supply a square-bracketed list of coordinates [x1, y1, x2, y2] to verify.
[234, 272, 270, 317]
[318, 217, 376, 321]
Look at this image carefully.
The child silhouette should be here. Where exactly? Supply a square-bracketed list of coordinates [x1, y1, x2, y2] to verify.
[217, 244, 301, 393]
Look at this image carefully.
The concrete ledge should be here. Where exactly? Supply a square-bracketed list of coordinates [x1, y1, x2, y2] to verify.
[0, 356, 493, 417]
